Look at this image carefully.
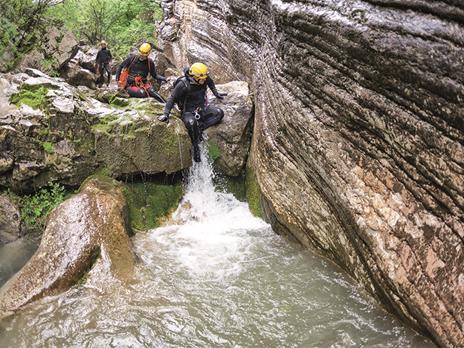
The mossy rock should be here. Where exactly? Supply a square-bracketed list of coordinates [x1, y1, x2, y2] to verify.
[9, 86, 50, 111]
[123, 181, 183, 231]
[214, 174, 246, 202]
[245, 167, 263, 218]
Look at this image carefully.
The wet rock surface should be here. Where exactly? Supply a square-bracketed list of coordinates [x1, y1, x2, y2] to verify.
[0, 177, 135, 317]
[206, 81, 253, 176]
[0, 196, 21, 244]
[159, 0, 464, 346]
[0, 69, 191, 192]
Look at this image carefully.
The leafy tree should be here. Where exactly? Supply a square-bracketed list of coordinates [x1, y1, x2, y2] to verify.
[0, 0, 62, 71]
[49, 0, 163, 59]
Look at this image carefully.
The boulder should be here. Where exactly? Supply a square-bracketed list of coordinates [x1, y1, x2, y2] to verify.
[0, 177, 135, 317]
[92, 98, 192, 176]
[18, 28, 78, 74]
[206, 81, 253, 176]
[0, 69, 191, 192]
[0, 195, 21, 244]
[159, 1, 464, 346]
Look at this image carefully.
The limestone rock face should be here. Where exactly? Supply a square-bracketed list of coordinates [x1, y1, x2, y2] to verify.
[0, 177, 134, 317]
[0, 69, 191, 192]
[0, 196, 21, 244]
[159, 1, 464, 346]
[206, 81, 253, 176]
[18, 28, 79, 74]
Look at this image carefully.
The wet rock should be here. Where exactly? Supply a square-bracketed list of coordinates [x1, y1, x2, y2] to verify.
[206, 81, 253, 176]
[0, 195, 21, 244]
[93, 98, 192, 176]
[0, 70, 191, 192]
[159, 0, 464, 346]
[0, 177, 135, 317]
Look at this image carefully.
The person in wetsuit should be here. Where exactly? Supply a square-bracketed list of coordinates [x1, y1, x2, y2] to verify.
[115, 43, 166, 102]
[158, 62, 227, 162]
[95, 40, 112, 87]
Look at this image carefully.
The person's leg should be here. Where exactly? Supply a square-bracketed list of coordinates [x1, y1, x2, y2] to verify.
[147, 86, 166, 103]
[200, 105, 224, 130]
[126, 86, 148, 98]
[104, 64, 111, 86]
[97, 65, 105, 87]
[183, 112, 201, 162]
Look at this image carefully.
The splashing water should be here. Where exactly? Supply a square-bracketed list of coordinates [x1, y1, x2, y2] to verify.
[0, 144, 435, 347]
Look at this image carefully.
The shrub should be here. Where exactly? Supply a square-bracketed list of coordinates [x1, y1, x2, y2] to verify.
[21, 182, 66, 230]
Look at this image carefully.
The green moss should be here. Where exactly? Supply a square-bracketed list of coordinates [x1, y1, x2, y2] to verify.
[214, 174, 246, 202]
[42, 141, 54, 154]
[245, 167, 263, 218]
[208, 141, 221, 161]
[9, 86, 49, 110]
[91, 114, 119, 134]
[132, 101, 165, 115]
[123, 181, 183, 231]
[109, 96, 130, 108]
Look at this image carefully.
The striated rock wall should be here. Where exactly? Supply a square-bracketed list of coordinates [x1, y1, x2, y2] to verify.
[159, 0, 464, 346]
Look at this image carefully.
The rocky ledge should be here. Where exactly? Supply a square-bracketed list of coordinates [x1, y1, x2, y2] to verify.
[158, 0, 464, 346]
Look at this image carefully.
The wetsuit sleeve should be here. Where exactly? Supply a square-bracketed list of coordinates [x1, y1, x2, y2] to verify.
[115, 55, 131, 82]
[95, 50, 101, 63]
[207, 77, 220, 97]
[108, 50, 112, 61]
[163, 82, 187, 117]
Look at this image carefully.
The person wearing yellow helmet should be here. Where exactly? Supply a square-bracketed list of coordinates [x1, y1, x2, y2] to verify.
[115, 42, 166, 101]
[95, 40, 112, 88]
[159, 62, 227, 162]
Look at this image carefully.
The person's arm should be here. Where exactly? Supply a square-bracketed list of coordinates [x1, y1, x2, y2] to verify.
[95, 50, 101, 63]
[149, 59, 166, 82]
[160, 82, 187, 121]
[115, 55, 131, 82]
[108, 50, 112, 62]
[207, 77, 226, 99]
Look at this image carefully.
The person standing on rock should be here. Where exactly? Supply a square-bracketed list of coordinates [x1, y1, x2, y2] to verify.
[95, 40, 113, 88]
[115, 43, 166, 102]
[158, 62, 227, 162]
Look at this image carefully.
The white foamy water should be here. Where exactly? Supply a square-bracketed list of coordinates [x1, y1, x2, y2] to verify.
[0, 144, 435, 347]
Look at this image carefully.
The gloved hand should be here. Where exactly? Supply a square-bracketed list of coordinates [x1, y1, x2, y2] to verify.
[215, 92, 228, 100]
[158, 114, 170, 122]
[158, 76, 167, 83]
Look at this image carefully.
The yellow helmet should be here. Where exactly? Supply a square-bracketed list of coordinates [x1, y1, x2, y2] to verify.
[189, 62, 209, 80]
[139, 43, 152, 55]
[100, 40, 107, 46]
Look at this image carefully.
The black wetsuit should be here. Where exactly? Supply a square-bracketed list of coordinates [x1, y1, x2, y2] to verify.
[164, 71, 224, 161]
[95, 47, 112, 86]
[115, 55, 165, 101]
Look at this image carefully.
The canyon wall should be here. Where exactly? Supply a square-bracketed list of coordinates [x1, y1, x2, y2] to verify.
[158, 0, 464, 346]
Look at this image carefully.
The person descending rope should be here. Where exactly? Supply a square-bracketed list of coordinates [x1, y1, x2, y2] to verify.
[95, 40, 112, 87]
[158, 62, 227, 162]
[115, 43, 166, 102]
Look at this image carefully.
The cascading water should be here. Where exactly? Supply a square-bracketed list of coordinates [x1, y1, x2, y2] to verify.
[0, 144, 434, 347]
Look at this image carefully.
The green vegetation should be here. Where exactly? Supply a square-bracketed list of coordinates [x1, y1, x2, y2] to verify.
[245, 167, 263, 218]
[9, 86, 49, 110]
[0, 0, 56, 71]
[214, 174, 246, 202]
[0, 0, 163, 71]
[208, 141, 221, 161]
[42, 141, 54, 154]
[91, 114, 119, 133]
[21, 182, 66, 230]
[123, 181, 183, 231]
[47, 0, 163, 60]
